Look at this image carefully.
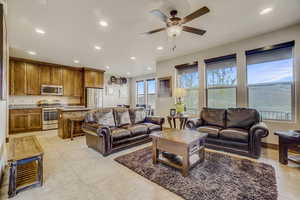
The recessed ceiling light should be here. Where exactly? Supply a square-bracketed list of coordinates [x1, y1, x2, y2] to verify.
[94, 45, 102, 50]
[147, 67, 152, 70]
[126, 72, 131, 75]
[27, 51, 36, 55]
[99, 20, 108, 27]
[73, 60, 79, 64]
[106, 66, 110, 69]
[130, 56, 136, 60]
[157, 46, 163, 50]
[35, 28, 45, 35]
[260, 7, 273, 15]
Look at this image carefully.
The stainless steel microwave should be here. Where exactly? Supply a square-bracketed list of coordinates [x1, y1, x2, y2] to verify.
[41, 85, 63, 96]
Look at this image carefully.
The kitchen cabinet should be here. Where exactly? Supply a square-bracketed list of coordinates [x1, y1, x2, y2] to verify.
[26, 63, 40, 95]
[84, 68, 104, 88]
[51, 66, 63, 85]
[62, 68, 74, 96]
[73, 70, 83, 97]
[40, 65, 63, 86]
[9, 109, 42, 134]
[10, 60, 27, 95]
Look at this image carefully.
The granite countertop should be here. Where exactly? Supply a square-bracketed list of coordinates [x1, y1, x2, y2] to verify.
[57, 106, 93, 112]
[9, 104, 41, 110]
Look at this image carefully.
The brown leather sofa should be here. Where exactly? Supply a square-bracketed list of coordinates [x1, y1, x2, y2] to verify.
[186, 108, 269, 158]
[82, 107, 164, 156]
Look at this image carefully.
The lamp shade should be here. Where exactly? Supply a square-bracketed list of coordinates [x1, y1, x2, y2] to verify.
[174, 88, 187, 98]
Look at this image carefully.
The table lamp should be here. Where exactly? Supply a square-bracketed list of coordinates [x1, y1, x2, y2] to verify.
[174, 88, 187, 115]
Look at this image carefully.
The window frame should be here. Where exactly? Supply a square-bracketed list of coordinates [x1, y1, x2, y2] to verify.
[245, 41, 296, 122]
[136, 80, 145, 105]
[175, 62, 200, 115]
[205, 54, 237, 109]
[146, 78, 156, 108]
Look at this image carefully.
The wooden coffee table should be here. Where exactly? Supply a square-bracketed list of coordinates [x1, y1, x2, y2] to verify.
[150, 129, 207, 176]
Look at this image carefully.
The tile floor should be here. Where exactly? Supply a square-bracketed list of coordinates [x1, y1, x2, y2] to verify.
[0, 130, 300, 200]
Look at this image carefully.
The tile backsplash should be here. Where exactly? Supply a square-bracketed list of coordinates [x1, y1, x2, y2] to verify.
[9, 96, 81, 105]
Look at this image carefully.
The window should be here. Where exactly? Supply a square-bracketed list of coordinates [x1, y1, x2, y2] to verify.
[146, 79, 156, 109]
[246, 42, 294, 121]
[205, 55, 237, 109]
[177, 63, 199, 115]
[136, 81, 145, 105]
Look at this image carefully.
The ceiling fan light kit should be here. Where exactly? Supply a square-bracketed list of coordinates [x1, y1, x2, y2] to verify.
[147, 6, 210, 38]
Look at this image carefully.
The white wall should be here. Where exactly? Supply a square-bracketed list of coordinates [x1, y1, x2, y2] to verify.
[103, 73, 131, 107]
[156, 23, 300, 145]
[0, 0, 8, 181]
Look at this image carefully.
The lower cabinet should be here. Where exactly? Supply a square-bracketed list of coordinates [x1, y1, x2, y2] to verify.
[9, 109, 42, 134]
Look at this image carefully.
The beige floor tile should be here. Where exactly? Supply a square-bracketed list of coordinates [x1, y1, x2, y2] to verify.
[1, 130, 299, 200]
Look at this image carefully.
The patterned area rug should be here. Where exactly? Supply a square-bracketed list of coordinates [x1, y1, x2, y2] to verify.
[115, 147, 277, 200]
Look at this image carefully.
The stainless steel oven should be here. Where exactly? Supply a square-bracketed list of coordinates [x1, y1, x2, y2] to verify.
[41, 85, 63, 96]
[42, 108, 59, 130]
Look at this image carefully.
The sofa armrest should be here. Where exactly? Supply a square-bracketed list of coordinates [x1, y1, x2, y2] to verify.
[250, 122, 269, 138]
[145, 116, 165, 125]
[186, 118, 203, 129]
[82, 122, 112, 153]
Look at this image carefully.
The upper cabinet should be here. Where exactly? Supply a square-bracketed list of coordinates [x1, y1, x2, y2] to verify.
[40, 65, 63, 86]
[9, 58, 104, 98]
[26, 63, 41, 95]
[10, 60, 27, 95]
[84, 68, 104, 88]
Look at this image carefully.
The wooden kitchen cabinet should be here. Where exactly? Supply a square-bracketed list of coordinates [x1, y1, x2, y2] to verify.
[73, 70, 83, 97]
[62, 68, 76, 96]
[9, 109, 42, 134]
[51, 66, 63, 85]
[10, 60, 27, 95]
[40, 65, 63, 86]
[84, 68, 104, 88]
[26, 63, 40, 95]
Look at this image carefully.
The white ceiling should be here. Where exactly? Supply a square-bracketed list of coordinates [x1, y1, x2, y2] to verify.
[7, 0, 300, 77]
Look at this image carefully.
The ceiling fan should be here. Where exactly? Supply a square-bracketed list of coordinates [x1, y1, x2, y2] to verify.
[146, 6, 210, 38]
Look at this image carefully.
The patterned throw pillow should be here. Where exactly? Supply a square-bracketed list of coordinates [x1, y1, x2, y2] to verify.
[134, 109, 146, 124]
[95, 110, 115, 127]
[116, 110, 131, 127]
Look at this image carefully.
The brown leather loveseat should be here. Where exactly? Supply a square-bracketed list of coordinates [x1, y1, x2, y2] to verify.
[82, 107, 164, 156]
[186, 108, 269, 158]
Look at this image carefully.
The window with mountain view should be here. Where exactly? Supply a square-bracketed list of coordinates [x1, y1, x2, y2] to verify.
[205, 55, 237, 109]
[247, 43, 294, 121]
[177, 63, 199, 115]
[147, 79, 156, 109]
[136, 81, 145, 105]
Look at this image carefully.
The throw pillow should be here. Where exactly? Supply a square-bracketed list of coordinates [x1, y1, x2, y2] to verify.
[134, 109, 146, 124]
[95, 110, 115, 127]
[116, 110, 131, 127]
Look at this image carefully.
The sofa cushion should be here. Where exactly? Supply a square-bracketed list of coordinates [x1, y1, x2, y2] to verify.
[140, 123, 161, 133]
[110, 128, 131, 141]
[123, 124, 148, 137]
[94, 110, 115, 127]
[197, 126, 222, 138]
[219, 128, 249, 143]
[129, 108, 146, 124]
[227, 108, 260, 130]
[201, 108, 226, 128]
[114, 108, 131, 127]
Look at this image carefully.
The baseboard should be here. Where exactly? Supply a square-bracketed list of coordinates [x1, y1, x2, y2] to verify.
[262, 142, 300, 154]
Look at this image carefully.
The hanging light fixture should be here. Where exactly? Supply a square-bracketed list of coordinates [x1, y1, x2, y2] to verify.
[166, 25, 183, 38]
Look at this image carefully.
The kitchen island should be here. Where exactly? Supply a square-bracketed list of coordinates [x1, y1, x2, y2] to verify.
[58, 107, 93, 139]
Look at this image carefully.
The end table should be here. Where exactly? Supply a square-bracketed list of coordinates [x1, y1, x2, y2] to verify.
[274, 130, 300, 165]
[167, 115, 188, 130]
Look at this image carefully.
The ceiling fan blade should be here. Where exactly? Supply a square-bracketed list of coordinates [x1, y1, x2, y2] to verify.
[150, 9, 168, 22]
[181, 6, 210, 24]
[183, 26, 206, 35]
[144, 27, 166, 35]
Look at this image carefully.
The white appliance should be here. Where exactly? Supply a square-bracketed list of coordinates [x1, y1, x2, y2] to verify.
[86, 88, 103, 108]
[41, 85, 63, 96]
